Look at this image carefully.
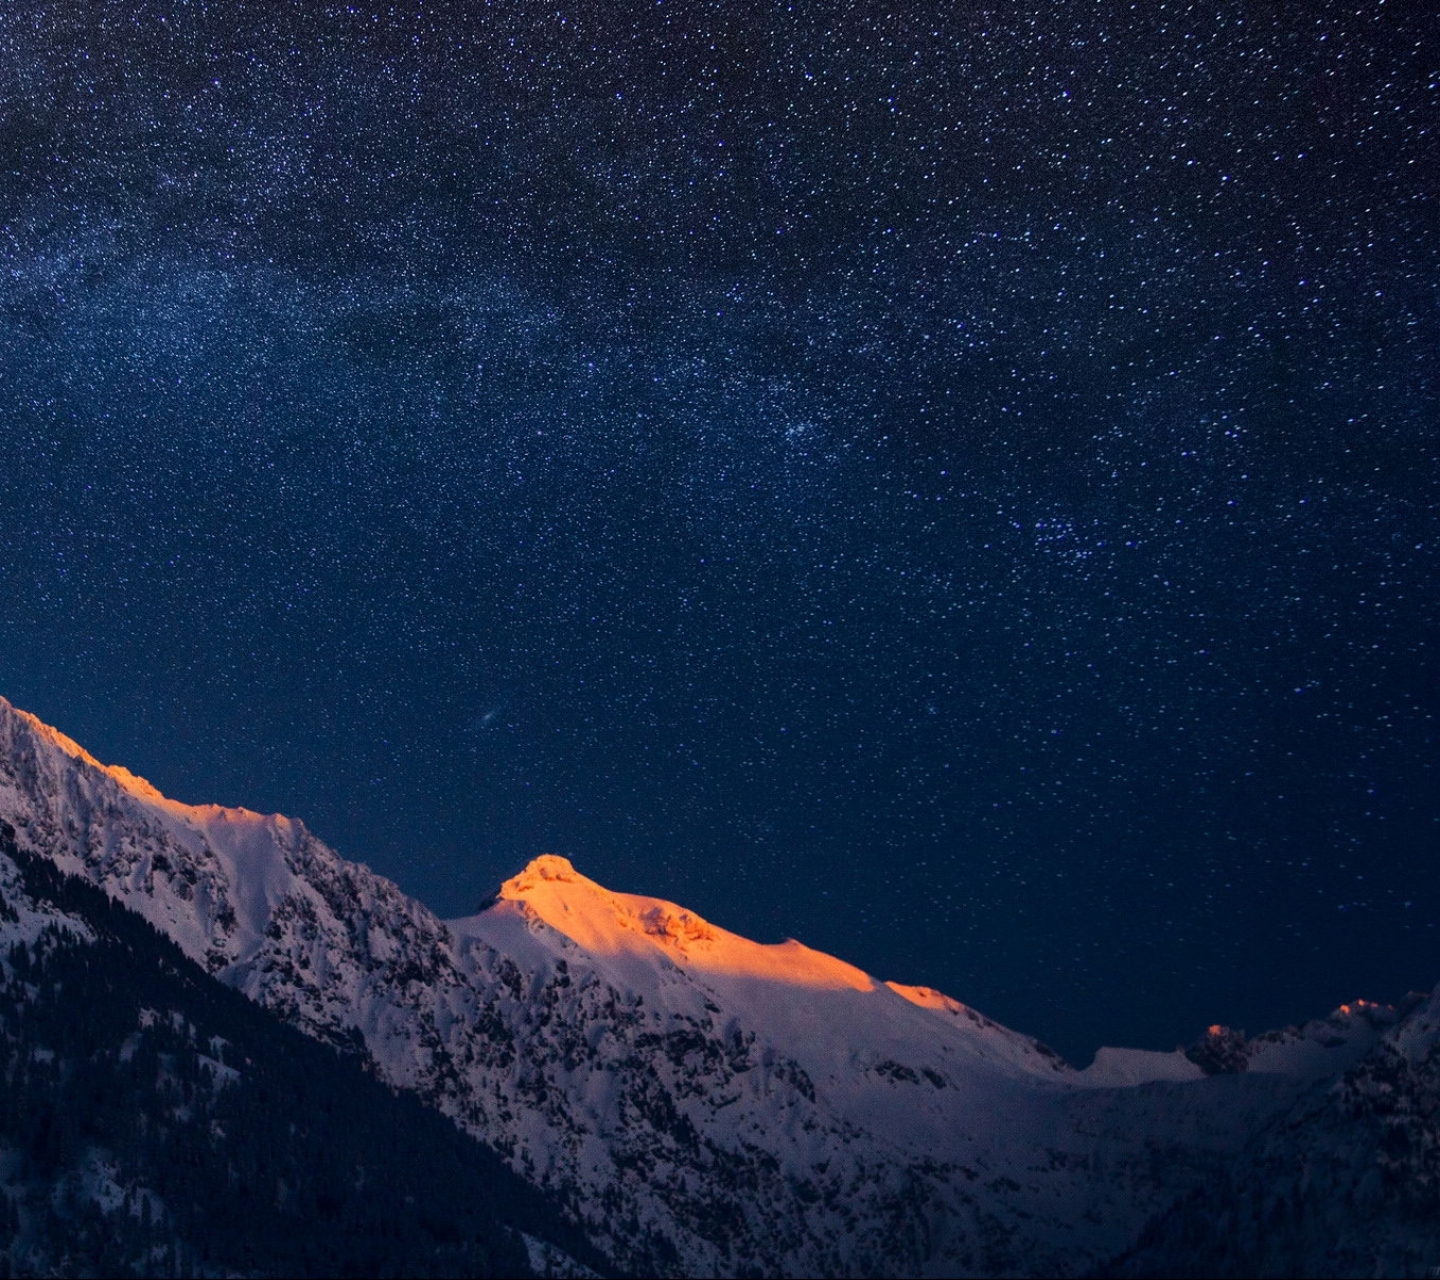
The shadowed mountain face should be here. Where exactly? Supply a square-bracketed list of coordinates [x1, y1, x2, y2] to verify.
[1, 695, 1436, 1277]
[0, 822, 598, 1278]
[1112, 988, 1440, 1279]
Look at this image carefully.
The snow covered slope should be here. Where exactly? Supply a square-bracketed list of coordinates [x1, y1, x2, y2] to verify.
[1113, 987, 1440, 1277]
[0, 820, 587, 1278]
[0, 696, 1423, 1277]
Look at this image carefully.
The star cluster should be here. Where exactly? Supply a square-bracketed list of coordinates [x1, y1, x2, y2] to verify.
[0, 0, 1434, 1057]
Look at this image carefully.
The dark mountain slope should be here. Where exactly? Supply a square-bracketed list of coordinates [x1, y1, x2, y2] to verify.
[1105, 989, 1440, 1279]
[0, 819, 605, 1279]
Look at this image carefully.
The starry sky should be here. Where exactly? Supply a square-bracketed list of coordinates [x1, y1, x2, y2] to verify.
[0, 0, 1435, 1060]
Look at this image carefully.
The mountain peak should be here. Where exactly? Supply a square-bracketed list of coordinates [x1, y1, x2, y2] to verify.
[0, 695, 281, 830]
[510, 853, 580, 884]
[484, 854, 885, 994]
[1, 695, 110, 777]
[7, 692, 1432, 1278]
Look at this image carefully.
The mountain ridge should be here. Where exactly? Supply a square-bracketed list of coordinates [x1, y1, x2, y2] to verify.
[0, 816, 603, 1278]
[1, 694, 1434, 1277]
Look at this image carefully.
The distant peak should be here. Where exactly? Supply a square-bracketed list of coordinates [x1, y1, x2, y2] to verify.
[482, 853, 879, 992]
[525, 854, 578, 880]
[497, 854, 582, 900]
[494, 856, 717, 947]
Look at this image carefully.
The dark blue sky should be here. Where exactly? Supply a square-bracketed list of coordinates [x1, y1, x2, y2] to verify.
[1, 0, 1435, 1060]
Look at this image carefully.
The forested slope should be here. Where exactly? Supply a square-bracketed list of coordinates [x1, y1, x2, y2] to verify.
[0, 819, 602, 1279]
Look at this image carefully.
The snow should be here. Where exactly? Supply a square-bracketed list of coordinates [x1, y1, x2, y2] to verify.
[1243, 1001, 1393, 1079]
[487, 854, 879, 990]
[2, 692, 1428, 1279]
[460, 854, 1079, 1095]
[1080, 1046, 1205, 1087]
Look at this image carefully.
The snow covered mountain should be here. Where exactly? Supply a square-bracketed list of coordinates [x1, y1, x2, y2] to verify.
[1113, 986, 1440, 1278]
[0, 823, 592, 1277]
[0, 696, 1433, 1276]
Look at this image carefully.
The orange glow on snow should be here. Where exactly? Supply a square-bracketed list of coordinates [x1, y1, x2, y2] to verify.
[496, 855, 878, 992]
[886, 983, 972, 1017]
[12, 703, 281, 830]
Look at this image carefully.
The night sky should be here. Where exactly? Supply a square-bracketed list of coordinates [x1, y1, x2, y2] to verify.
[1, 0, 1435, 1061]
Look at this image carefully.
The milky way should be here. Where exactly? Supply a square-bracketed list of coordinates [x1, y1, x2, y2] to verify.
[0, 0, 1434, 1057]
